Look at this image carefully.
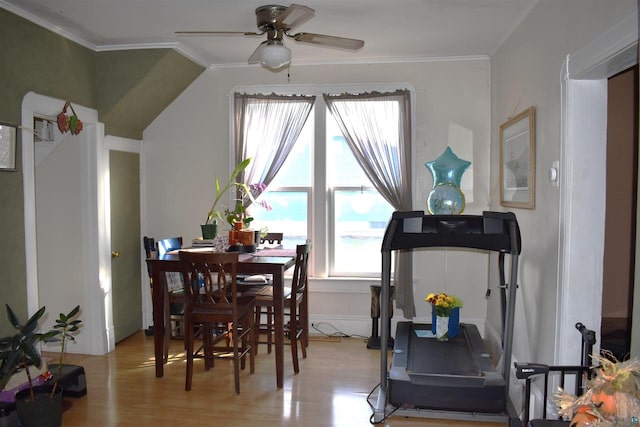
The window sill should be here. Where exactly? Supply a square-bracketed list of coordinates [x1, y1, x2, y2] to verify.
[309, 276, 388, 294]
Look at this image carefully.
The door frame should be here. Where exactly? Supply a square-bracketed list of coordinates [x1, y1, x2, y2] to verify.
[556, 14, 638, 364]
[21, 92, 111, 355]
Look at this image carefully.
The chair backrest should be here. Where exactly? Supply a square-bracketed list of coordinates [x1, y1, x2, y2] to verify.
[260, 232, 284, 245]
[516, 322, 597, 424]
[178, 250, 240, 312]
[143, 236, 156, 258]
[289, 242, 311, 305]
[157, 237, 183, 256]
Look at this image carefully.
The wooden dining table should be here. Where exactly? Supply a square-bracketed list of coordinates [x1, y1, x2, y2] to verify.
[146, 247, 296, 388]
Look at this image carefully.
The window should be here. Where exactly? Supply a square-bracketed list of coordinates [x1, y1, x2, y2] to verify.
[235, 86, 413, 278]
[253, 114, 313, 249]
[326, 113, 395, 276]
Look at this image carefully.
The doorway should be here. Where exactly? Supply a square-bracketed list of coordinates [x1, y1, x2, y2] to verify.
[556, 14, 638, 365]
[22, 92, 111, 355]
[34, 127, 90, 331]
[601, 65, 639, 361]
[110, 149, 142, 342]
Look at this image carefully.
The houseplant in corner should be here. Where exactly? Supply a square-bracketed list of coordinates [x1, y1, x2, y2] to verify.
[202, 157, 253, 239]
[0, 304, 82, 427]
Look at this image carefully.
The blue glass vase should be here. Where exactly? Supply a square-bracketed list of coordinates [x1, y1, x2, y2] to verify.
[425, 147, 470, 215]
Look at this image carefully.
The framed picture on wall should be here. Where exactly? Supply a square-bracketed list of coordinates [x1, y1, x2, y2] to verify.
[0, 122, 17, 171]
[500, 107, 535, 209]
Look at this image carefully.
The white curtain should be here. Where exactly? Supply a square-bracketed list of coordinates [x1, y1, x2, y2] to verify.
[323, 90, 415, 318]
[233, 92, 315, 204]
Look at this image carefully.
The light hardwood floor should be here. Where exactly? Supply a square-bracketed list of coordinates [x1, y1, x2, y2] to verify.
[49, 332, 510, 427]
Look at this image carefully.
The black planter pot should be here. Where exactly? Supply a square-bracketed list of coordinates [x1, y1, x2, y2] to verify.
[14, 384, 63, 427]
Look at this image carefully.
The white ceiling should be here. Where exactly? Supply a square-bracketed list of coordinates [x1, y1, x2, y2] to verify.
[1, 0, 538, 68]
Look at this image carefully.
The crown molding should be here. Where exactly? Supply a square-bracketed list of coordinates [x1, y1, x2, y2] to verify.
[1, 0, 96, 50]
[1, 1, 490, 70]
[97, 42, 210, 68]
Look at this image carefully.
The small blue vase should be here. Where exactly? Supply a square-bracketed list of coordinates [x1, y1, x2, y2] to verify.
[431, 306, 460, 338]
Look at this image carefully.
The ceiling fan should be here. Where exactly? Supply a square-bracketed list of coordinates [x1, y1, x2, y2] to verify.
[176, 4, 365, 70]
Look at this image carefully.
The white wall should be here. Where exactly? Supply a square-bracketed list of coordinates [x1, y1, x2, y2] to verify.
[143, 59, 493, 336]
[489, 0, 637, 372]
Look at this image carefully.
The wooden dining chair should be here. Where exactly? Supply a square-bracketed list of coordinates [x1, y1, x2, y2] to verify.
[154, 237, 186, 362]
[260, 232, 283, 245]
[179, 250, 256, 394]
[253, 230, 283, 352]
[143, 237, 185, 362]
[157, 237, 182, 256]
[243, 242, 311, 374]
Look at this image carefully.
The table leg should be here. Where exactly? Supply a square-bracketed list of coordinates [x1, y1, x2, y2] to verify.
[273, 266, 285, 388]
[151, 267, 165, 378]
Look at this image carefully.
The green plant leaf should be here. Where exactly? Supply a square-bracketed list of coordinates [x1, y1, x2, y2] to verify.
[206, 158, 252, 224]
[22, 306, 47, 335]
[67, 305, 80, 318]
[229, 158, 251, 180]
[6, 305, 22, 329]
[20, 341, 42, 368]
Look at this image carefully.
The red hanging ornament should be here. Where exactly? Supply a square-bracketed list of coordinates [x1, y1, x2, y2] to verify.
[56, 101, 83, 135]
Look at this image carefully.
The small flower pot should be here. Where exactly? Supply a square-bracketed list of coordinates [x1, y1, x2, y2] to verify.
[237, 229, 255, 246]
[201, 223, 218, 239]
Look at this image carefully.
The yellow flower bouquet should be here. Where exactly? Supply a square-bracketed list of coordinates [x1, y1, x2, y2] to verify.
[426, 292, 463, 317]
[426, 292, 463, 341]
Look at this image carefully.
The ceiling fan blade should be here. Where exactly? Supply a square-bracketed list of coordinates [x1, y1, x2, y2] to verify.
[248, 43, 264, 64]
[292, 33, 364, 50]
[175, 31, 260, 37]
[277, 4, 315, 31]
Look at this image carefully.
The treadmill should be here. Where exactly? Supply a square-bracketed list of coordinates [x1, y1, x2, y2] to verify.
[372, 211, 521, 425]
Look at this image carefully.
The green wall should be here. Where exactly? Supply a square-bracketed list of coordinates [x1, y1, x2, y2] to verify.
[97, 50, 204, 139]
[0, 8, 203, 334]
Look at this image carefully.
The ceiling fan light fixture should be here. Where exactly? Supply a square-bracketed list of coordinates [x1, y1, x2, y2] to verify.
[259, 43, 291, 69]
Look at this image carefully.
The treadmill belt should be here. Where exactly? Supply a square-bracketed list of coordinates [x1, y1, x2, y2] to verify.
[407, 325, 485, 387]
[409, 326, 480, 376]
[389, 321, 506, 413]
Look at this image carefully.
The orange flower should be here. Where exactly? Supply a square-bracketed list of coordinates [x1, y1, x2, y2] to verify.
[425, 292, 463, 316]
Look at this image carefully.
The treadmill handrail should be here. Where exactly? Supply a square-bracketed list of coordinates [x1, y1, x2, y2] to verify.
[381, 211, 521, 254]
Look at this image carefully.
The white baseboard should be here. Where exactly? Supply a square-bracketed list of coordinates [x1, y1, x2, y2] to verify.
[308, 315, 487, 340]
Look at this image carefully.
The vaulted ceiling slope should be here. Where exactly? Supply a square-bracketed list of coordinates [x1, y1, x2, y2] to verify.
[1, 6, 205, 139]
[96, 50, 204, 138]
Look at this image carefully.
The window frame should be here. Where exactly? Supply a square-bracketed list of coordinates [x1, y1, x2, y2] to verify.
[328, 185, 393, 277]
[230, 83, 416, 279]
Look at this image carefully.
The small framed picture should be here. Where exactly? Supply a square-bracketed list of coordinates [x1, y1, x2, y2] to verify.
[500, 107, 535, 209]
[0, 123, 17, 171]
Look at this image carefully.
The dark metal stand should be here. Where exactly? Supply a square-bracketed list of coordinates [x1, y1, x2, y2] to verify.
[367, 285, 395, 349]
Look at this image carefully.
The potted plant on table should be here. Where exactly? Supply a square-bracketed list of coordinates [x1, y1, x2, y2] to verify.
[0, 304, 82, 427]
[225, 182, 272, 248]
[425, 292, 463, 342]
[201, 158, 253, 240]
